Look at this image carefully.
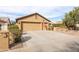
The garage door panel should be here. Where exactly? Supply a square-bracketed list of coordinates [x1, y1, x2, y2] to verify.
[22, 22, 42, 32]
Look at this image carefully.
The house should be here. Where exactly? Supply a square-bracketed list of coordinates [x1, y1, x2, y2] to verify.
[0, 17, 10, 32]
[16, 13, 52, 32]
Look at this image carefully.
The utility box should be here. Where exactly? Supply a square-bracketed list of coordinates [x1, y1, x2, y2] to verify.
[0, 32, 9, 51]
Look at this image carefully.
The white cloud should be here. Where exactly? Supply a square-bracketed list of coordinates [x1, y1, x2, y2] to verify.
[0, 6, 74, 21]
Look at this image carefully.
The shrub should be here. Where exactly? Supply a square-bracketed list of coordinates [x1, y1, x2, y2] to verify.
[53, 24, 65, 28]
[48, 24, 54, 30]
[8, 24, 22, 43]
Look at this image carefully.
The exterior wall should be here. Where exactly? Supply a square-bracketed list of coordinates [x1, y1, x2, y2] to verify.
[0, 32, 9, 51]
[54, 27, 68, 32]
[36, 15, 49, 22]
[17, 15, 49, 23]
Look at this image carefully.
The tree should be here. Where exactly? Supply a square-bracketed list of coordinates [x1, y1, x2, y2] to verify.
[63, 7, 79, 30]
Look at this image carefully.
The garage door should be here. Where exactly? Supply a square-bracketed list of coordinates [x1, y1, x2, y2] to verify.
[21, 22, 42, 32]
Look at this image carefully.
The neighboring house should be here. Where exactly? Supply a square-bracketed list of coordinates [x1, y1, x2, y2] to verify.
[0, 17, 10, 32]
[16, 13, 52, 32]
[0, 17, 10, 51]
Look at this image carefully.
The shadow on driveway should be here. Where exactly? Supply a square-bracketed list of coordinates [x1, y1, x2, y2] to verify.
[21, 36, 32, 43]
[59, 41, 79, 52]
[9, 33, 32, 50]
[67, 41, 79, 52]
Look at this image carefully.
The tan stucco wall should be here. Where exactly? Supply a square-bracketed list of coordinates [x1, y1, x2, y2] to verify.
[0, 32, 9, 51]
[17, 15, 49, 23]
[54, 27, 68, 32]
[17, 15, 50, 32]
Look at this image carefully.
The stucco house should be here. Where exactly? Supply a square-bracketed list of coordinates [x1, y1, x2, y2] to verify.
[16, 13, 52, 32]
[0, 17, 10, 32]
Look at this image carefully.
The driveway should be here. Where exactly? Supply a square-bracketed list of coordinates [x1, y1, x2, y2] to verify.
[9, 31, 79, 52]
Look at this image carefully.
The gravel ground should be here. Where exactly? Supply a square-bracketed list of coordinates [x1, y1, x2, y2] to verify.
[8, 31, 79, 52]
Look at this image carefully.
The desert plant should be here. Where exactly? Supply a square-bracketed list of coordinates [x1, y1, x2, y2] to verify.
[8, 24, 22, 43]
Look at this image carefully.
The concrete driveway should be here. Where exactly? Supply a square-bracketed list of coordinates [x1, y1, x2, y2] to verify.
[9, 31, 79, 52]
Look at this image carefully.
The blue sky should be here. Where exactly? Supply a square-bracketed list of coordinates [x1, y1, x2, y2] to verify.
[0, 6, 74, 22]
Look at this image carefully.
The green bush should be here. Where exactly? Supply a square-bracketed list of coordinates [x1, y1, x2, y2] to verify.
[53, 24, 65, 28]
[8, 24, 22, 43]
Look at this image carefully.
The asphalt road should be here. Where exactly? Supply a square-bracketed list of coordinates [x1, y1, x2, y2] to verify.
[9, 31, 79, 52]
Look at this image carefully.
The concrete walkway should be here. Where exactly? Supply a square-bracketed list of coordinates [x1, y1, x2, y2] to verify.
[9, 31, 79, 52]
